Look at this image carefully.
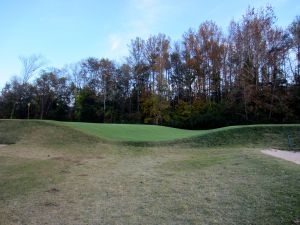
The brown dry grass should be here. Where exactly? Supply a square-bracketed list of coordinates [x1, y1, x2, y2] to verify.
[0, 120, 299, 225]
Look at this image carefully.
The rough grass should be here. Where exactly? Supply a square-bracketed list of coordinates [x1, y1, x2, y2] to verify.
[0, 120, 299, 225]
[185, 125, 300, 150]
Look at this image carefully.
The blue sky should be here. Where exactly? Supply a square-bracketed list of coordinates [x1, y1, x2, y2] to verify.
[0, 0, 299, 89]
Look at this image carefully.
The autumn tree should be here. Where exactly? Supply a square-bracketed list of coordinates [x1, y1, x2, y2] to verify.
[35, 71, 70, 120]
[98, 58, 116, 122]
[1, 5, 299, 127]
[127, 37, 149, 118]
[289, 16, 300, 82]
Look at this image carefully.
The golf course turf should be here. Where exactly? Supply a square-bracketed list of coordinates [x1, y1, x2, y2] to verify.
[54, 120, 300, 144]
[0, 120, 299, 224]
[57, 121, 202, 142]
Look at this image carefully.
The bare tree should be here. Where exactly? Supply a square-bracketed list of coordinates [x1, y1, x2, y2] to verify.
[289, 16, 300, 81]
[19, 54, 45, 84]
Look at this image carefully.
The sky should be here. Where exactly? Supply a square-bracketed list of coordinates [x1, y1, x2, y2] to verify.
[0, 0, 299, 89]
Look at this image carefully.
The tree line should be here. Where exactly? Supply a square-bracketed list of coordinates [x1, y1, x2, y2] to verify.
[1, 6, 299, 129]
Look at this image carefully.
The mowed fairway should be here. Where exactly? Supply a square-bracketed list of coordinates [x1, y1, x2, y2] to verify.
[52, 121, 300, 143]
[0, 120, 300, 225]
[57, 121, 203, 142]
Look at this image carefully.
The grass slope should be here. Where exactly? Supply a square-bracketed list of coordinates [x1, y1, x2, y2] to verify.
[57, 121, 202, 142]
[52, 121, 300, 149]
[0, 120, 299, 225]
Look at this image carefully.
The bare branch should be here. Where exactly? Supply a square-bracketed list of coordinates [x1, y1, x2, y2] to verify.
[19, 54, 46, 84]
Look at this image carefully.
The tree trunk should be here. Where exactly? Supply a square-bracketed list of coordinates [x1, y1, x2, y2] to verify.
[40, 96, 44, 120]
[10, 102, 16, 119]
[243, 83, 248, 121]
[103, 94, 106, 122]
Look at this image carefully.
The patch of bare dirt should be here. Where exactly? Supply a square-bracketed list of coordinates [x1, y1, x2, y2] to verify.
[78, 174, 88, 177]
[44, 202, 58, 207]
[51, 156, 80, 163]
[51, 156, 85, 166]
[0, 145, 66, 160]
[46, 188, 60, 193]
[59, 169, 70, 174]
[261, 149, 300, 165]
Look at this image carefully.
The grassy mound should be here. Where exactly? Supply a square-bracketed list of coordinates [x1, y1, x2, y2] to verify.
[0, 120, 99, 146]
[185, 125, 300, 150]
[1, 120, 299, 150]
[52, 121, 300, 150]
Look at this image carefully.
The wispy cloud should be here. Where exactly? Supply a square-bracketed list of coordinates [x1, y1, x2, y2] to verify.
[128, 0, 160, 34]
[104, 0, 177, 59]
[104, 33, 126, 59]
[109, 34, 122, 52]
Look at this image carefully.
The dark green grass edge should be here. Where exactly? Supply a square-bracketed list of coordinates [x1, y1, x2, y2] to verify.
[125, 125, 300, 150]
[1, 119, 299, 150]
[45, 120, 300, 149]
